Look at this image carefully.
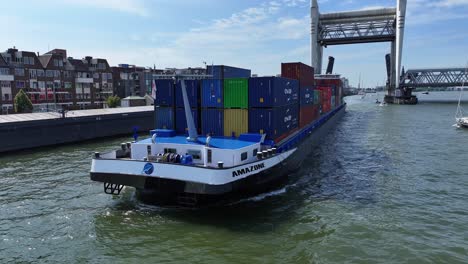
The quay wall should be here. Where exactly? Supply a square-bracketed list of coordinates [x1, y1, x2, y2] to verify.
[0, 111, 154, 153]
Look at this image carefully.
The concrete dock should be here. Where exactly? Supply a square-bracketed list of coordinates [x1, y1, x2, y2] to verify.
[0, 106, 154, 153]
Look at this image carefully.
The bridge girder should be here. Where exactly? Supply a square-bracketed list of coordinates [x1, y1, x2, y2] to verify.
[401, 68, 468, 88]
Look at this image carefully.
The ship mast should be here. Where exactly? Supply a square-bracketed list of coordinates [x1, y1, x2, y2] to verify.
[179, 79, 198, 142]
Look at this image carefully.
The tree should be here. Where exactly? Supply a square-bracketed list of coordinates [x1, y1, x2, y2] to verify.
[106, 95, 121, 108]
[14, 89, 33, 113]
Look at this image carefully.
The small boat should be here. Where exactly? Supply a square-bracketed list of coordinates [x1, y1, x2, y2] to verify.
[422, 91, 429, 95]
[455, 66, 467, 128]
[375, 99, 381, 104]
[456, 117, 468, 128]
[455, 94, 468, 128]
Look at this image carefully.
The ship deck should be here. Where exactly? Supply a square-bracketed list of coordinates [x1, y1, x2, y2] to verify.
[134, 136, 258, 150]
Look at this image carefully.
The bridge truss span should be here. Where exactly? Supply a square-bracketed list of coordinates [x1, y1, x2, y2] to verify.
[319, 8, 396, 45]
[402, 68, 468, 88]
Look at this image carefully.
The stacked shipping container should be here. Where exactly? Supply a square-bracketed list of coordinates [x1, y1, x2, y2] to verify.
[248, 76, 299, 143]
[152, 63, 344, 143]
[201, 65, 251, 137]
[154, 79, 201, 135]
[154, 79, 175, 130]
[281, 62, 318, 130]
[315, 76, 343, 109]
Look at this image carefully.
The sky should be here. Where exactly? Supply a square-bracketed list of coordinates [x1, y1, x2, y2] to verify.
[1, 0, 468, 87]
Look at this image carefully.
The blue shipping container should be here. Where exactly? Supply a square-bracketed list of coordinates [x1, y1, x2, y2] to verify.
[248, 105, 299, 140]
[201, 79, 223, 108]
[154, 79, 174, 106]
[175, 108, 199, 135]
[201, 108, 224, 136]
[155, 106, 175, 129]
[249, 77, 299, 108]
[175, 80, 199, 108]
[300, 86, 314, 106]
[206, 65, 251, 79]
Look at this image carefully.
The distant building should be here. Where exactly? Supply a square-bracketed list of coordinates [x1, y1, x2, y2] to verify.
[0, 47, 114, 113]
[1, 47, 48, 113]
[141, 67, 207, 98]
[112, 64, 148, 99]
[0, 46, 207, 114]
[0, 52, 14, 114]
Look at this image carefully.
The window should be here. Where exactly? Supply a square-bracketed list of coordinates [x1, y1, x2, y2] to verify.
[3, 93, 9, 101]
[15, 57, 23, 64]
[24, 57, 34, 65]
[36, 70, 45, 77]
[120, 72, 128, 80]
[93, 73, 99, 79]
[64, 71, 72, 78]
[46, 81, 53, 89]
[164, 148, 177, 154]
[29, 69, 37, 78]
[241, 152, 248, 161]
[54, 70, 60, 78]
[207, 149, 212, 163]
[54, 81, 60, 89]
[253, 148, 258, 157]
[0, 68, 9, 75]
[98, 63, 106, 70]
[38, 81, 45, 89]
[1, 81, 11, 88]
[64, 82, 72, 89]
[46, 70, 54, 77]
[30, 81, 38, 89]
[15, 68, 24, 76]
[53, 59, 63, 67]
[187, 150, 201, 160]
[16, 81, 25, 89]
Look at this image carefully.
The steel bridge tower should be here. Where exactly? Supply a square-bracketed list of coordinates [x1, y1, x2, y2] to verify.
[311, 0, 410, 103]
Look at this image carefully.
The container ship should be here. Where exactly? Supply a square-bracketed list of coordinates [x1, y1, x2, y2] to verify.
[90, 62, 346, 206]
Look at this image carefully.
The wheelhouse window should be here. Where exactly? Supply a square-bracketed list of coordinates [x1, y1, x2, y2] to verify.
[164, 148, 177, 154]
[241, 152, 248, 161]
[187, 150, 201, 160]
[252, 148, 258, 157]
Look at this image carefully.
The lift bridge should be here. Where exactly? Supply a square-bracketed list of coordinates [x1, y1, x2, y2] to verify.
[311, 0, 405, 92]
[310, 0, 468, 103]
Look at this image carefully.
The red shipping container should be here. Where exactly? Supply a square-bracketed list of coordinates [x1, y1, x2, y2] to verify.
[299, 105, 313, 128]
[281, 62, 315, 87]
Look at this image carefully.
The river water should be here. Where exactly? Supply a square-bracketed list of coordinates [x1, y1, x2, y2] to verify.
[1, 92, 467, 263]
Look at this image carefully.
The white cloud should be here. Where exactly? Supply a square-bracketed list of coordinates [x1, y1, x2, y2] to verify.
[87, 2, 312, 74]
[283, 0, 307, 7]
[51, 0, 149, 17]
[430, 0, 468, 7]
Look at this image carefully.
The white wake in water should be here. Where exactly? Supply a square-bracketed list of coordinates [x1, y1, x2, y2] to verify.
[231, 187, 288, 205]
